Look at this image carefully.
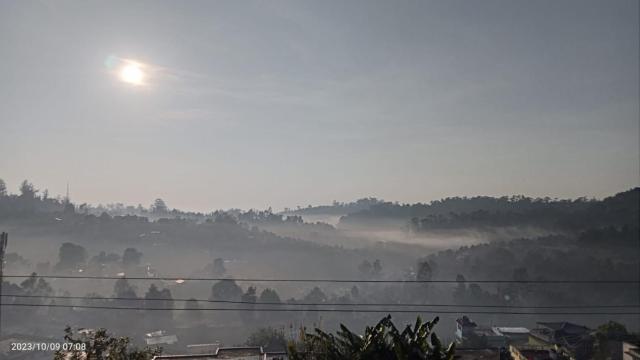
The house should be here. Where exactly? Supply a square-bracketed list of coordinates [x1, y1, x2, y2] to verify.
[153, 346, 288, 360]
[493, 327, 530, 345]
[623, 342, 640, 360]
[529, 322, 593, 360]
[455, 316, 506, 348]
[475, 327, 507, 348]
[145, 330, 179, 346]
[186, 343, 222, 354]
[454, 348, 501, 360]
[456, 316, 479, 342]
[509, 344, 565, 360]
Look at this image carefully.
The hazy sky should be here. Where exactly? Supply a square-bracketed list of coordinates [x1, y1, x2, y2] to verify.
[1, 0, 638, 211]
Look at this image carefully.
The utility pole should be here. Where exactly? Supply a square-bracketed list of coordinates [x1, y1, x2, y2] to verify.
[0, 232, 7, 338]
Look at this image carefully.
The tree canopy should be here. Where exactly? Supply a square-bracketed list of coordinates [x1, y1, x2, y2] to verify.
[289, 315, 455, 360]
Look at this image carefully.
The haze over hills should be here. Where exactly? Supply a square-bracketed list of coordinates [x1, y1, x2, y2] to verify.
[1, 179, 638, 353]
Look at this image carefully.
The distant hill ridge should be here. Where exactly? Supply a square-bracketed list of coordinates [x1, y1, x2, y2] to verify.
[340, 188, 639, 231]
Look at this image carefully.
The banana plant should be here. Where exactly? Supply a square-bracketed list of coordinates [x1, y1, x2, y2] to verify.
[288, 315, 456, 360]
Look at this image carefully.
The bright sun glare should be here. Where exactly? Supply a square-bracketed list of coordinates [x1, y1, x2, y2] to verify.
[119, 63, 145, 85]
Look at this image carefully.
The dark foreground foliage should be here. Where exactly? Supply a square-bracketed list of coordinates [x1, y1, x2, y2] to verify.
[288, 315, 455, 360]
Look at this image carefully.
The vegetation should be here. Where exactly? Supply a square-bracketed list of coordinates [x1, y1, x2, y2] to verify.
[245, 327, 288, 352]
[53, 327, 161, 360]
[0, 178, 637, 353]
[592, 321, 639, 360]
[55, 242, 88, 271]
[342, 188, 639, 232]
[289, 315, 455, 360]
[283, 198, 384, 216]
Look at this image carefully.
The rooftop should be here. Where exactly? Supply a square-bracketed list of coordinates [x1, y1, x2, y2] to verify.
[518, 349, 557, 360]
[493, 327, 530, 334]
[536, 322, 590, 334]
[475, 327, 503, 337]
[153, 347, 287, 360]
[454, 348, 500, 360]
[510, 345, 560, 360]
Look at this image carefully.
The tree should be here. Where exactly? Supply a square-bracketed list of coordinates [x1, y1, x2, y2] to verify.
[285, 215, 304, 224]
[246, 327, 288, 352]
[241, 286, 258, 322]
[210, 279, 243, 301]
[19, 180, 37, 198]
[63, 198, 75, 213]
[372, 259, 383, 277]
[289, 315, 455, 360]
[55, 243, 88, 271]
[3, 273, 53, 322]
[416, 261, 432, 281]
[20, 273, 54, 297]
[123, 248, 143, 267]
[258, 288, 281, 322]
[452, 274, 466, 304]
[242, 286, 258, 303]
[54, 327, 161, 360]
[350, 286, 360, 299]
[593, 321, 632, 360]
[0, 178, 6, 197]
[358, 260, 372, 277]
[114, 278, 137, 298]
[212, 257, 226, 275]
[414, 260, 433, 302]
[595, 321, 628, 339]
[144, 284, 173, 326]
[151, 198, 168, 214]
[304, 287, 327, 303]
[183, 298, 202, 323]
[214, 211, 238, 224]
[144, 284, 173, 307]
[259, 288, 282, 303]
[5, 252, 29, 267]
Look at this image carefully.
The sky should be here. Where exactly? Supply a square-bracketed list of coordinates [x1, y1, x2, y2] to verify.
[0, 0, 638, 212]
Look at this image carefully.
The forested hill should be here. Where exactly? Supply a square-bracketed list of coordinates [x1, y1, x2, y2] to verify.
[339, 188, 639, 231]
[282, 197, 383, 216]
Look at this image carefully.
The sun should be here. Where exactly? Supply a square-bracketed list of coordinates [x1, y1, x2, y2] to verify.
[119, 63, 145, 85]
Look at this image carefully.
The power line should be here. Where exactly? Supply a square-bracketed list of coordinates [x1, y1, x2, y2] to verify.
[4, 303, 639, 315]
[4, 274, 638, 284]
[3, 294, 638, 309]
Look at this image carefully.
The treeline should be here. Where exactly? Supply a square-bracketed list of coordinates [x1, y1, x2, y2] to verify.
[422, 231, 639, 309]
[232, 209, 333, 230]
[3, 271, 393, 341]
[5, 241, 150, 278]
[0, 179, 207, 221]
[1, 208, 330, 255]
[283, 197, 383, 216]
[0, 179, 74, 217]
[339, 189, 639, 233]
[0, 179, 337, 229]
